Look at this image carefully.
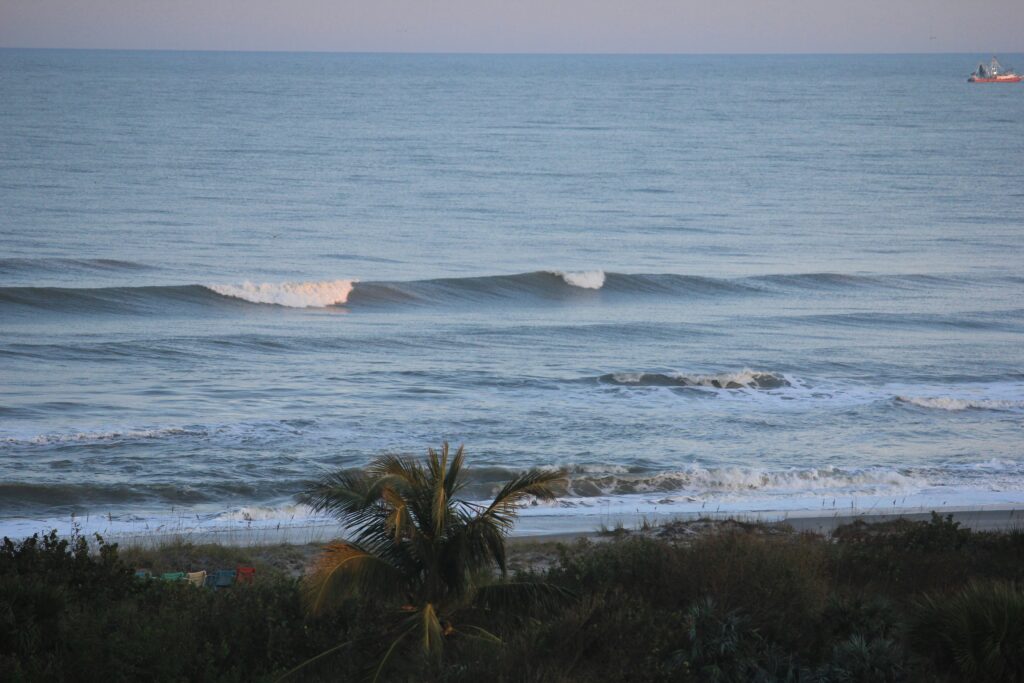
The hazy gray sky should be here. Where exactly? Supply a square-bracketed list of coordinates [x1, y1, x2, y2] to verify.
[1, 0, 1021, 53]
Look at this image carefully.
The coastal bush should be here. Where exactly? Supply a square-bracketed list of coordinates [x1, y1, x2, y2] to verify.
[677, 531, 829, 652]
[549, 536, 688, 605]
[0, 531, 366, 682]
[666, 596, 795, 682]
[539, 530, 828, 680]
[832, 513, 1024, 595]
[907, 580, 1024, 682]
[814, 634, 906, 682]
[5, 512, 1024, 681]
[821, 593, 899, 643]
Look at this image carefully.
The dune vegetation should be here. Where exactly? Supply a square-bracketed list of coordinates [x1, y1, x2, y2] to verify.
[3, 445, 1024, 682]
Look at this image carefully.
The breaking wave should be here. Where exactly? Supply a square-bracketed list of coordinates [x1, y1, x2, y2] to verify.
[896, 396, 1024, 412]
[598, 370, 790, 390]
[550, 270, 606, 289]
[207, 279, 356, 308]
[1, 427, 207, 446]
[0, 419, 314, 448]
[548, 464, 927, 498]
[5, 269, 995, 315]
[0, 481, 299, 511]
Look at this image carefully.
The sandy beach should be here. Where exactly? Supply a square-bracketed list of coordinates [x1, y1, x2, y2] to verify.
[99, 505, 1024, 580]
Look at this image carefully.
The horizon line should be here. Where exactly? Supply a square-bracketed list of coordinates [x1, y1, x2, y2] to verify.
[1, 46, 1020, 57]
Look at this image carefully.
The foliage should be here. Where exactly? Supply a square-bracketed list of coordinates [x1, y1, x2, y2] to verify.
[0, 530, 360, 682]
[666, 596, 803, 682]
[814, 635, 906, 682]
[294, 442, 567, 678]
[908, 580, 1024, 682]
[831, 512, 1024, 594]
[3, 510, 1024, 681]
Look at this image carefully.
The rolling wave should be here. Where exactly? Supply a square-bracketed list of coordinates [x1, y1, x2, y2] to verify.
[7, 460, 1013, 515]
[552, 464, 927, 498]
[0, 284, 224, 313]
[896, 396, 1024, 412]
[0, 257, 153, 276]
[598, 370, 790, 390]
[0, 481, 296, 511]
[0, 419, 315, 448]
[207, 280, 356, 307]
[0, 270, 1015, 314]
[551, 270, 606, 289]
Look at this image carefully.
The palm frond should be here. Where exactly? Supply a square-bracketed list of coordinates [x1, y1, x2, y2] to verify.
[457, 624, 503, 645]
[444, 444, 466, 498]
[275, 638, 354, 681]
[473, 580, 577, 615]
[481, 468, 565, 532]
[420, 602, 445, 663]
[371, 453, 425, 485]
[451, 509, 511, 574]
[429, 443, 449, 538]
[372, 625, 415, 683]
[297, 469, 373, 516]
[304, 542, 406, 615]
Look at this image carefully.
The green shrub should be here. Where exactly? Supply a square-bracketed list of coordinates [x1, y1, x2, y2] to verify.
[908, 580, 1024, 682]
[678, 532, 830, 652]
[4, 515, 1024, 682]
[815, 634, 906, 682]
[833, 514, 1024, 596]
[821, 593, 899, 642]
[0, 531, 368, 682]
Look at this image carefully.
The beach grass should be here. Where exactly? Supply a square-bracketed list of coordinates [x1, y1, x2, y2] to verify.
[3, 512, 1024, 681]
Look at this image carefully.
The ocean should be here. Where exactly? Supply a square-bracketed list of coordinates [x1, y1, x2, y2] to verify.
[1, 50, 1023, 539]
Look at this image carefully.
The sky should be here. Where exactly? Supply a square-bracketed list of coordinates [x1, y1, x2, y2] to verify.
[0, 0, 1021, 54]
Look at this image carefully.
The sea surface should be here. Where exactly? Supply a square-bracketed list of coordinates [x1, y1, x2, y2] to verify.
[2, 50, 1023, 538]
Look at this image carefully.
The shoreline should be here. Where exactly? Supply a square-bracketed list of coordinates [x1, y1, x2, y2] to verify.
[8, 504, 1018, 550]
[510, 505, 1024, 545]
[94, 506, 1024, 579]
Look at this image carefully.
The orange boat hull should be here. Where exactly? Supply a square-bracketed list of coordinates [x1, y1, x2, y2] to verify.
[968, 75, 1022, 83]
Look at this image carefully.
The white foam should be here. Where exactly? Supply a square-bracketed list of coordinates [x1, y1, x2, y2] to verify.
[897, 396, 1024, 412]
[552, 270, 606, 289]
[1, 427, 206, 446]
[1, 420, 314, 447]
[683, 369, 785, 389]
[565, 464, 927, 497]
[207, 279, 356, 308]
[217, 504, 317, 522]
[608, 369, 788, 389]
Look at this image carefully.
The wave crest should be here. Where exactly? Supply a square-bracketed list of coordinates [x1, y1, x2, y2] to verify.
[0, 258, 153, 275]
[555, 465, 925, 498]
[896, 396, 1024, 412]
[599, 369, 789, 390]
[206, 280, 356, 308]
[550, 270, 606, 289]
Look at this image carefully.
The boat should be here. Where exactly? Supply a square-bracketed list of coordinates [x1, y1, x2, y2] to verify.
[968, 57, 1022, 83]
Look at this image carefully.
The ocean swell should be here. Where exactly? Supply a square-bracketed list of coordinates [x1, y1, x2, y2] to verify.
[3, 270, 1004, 314]
[552, 464, 926, 498]
[550, 270, 606, 289]
[206, 280, 356, 308]
[896, 396, 1024, 412]
[598, 370, 790, 390]
[0, 257, 153, 276]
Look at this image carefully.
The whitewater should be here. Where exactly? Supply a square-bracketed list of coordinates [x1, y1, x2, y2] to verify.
[1, 50, 1023, 539]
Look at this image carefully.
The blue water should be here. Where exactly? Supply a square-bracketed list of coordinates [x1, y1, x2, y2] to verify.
[2, 50, 1023, 537]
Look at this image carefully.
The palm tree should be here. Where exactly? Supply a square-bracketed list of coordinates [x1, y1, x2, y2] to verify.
[286, 442, 566, 680]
